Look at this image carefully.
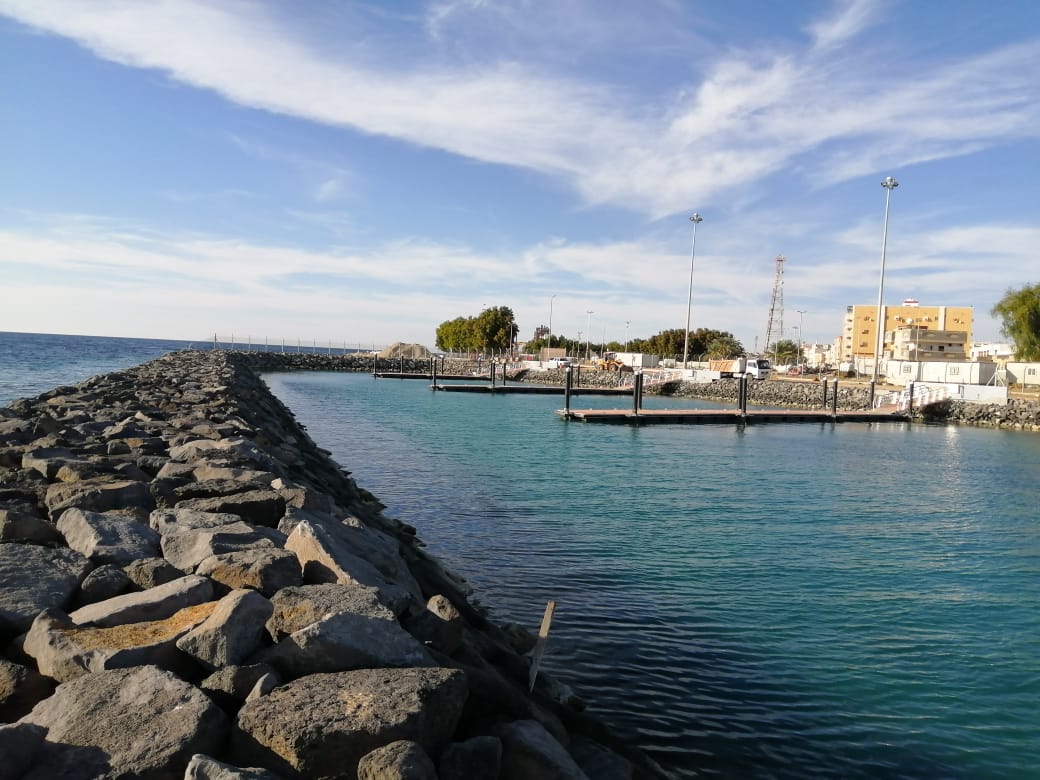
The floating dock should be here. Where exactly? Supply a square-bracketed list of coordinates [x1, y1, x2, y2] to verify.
[556, 408, 909, 424]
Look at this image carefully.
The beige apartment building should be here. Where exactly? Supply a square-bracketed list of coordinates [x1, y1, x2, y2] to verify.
[840, 301, 973, 362]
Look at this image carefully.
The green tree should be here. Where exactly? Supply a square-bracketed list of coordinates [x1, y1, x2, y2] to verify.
[435, 307, 516, 354]
[769, 339, 800, 364]
[705, 335, 745, 359]
[992, 283, 1040, 360]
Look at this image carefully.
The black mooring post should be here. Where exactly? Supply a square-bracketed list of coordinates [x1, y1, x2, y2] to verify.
[372, 356, 377, 378]
[490, 362, 496, 388]
[907, 382, 915, 417]
[575, 365, 581, 388]
[821, 378, 829, 408]
[831, 380, 839, 415]
[564, 367, 573, 415]
[637, 371, 645, 410]
[740, 375, 748, 414]
[869, 381, 876, 409]
[431, 358, 437, 390]
[632, 372, 641, 415]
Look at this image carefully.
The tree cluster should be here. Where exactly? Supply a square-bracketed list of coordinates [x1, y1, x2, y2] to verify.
[992, 283, 1040, 361]
[435, 307, 518, 355]
[526, 327, 745, 361]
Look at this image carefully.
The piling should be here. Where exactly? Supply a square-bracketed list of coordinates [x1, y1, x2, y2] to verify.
[564, 367, 573, 415]
[908, 382, 915, 416]
[821, 379, 829, 409]
[869, 381, 876, 409]
[739, 375, 748, 415]
[830, 380, 839, 416]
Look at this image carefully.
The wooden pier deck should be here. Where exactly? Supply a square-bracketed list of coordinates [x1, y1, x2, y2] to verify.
[433, 383, 630, 395]
[557, 408, 910, 424]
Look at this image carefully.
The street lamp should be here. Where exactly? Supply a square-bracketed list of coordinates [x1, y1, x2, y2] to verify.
[796, 309, 806, 370]
[585, 310, 594, 361]
[682, 213, 703, 369]
[625, 320, 630, 354]
[547, 294, 556, 360]
[872, 177, 899, 385]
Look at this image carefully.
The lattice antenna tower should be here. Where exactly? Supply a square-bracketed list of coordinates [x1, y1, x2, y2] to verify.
[763, 254, 786, 356]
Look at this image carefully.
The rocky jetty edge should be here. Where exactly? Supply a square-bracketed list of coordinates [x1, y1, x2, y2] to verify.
[0, 349, 666, 780]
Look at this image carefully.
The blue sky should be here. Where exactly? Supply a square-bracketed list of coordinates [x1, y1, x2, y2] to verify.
[1, 0, 1038, 350]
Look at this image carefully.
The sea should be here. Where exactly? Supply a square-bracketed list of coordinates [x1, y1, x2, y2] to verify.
[3, 332, 1039, 779]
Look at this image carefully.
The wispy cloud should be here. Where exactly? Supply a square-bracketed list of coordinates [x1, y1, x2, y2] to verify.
[3, 0, 1037, 218]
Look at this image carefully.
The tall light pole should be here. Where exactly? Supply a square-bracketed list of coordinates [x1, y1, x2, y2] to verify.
[585, 310, 594, 361]
[547, 294, 556, 359]
[683, 213, 703, 369]
[625, 320, 630, 354]
[872, 177, 899, 384]
[796, 309, 806, 370]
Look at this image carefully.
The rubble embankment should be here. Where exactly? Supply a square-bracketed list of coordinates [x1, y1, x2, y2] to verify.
[0, 349, 664, 779]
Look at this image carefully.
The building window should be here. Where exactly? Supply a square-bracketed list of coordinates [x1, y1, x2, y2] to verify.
[1028, 368, 1037, 376]
[950, 367, 960, 375]
[902, 365, 913, 373]
[938, 345, 945, 351]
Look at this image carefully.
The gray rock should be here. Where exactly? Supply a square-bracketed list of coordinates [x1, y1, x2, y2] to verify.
[156, 461, 197, 480]
[266, 583, 396, 640]
[438, 736, 503, 780]
[0, 722, 47, 780]
[0, 544, 93, 633]
[284, 520, 419, 607]
[200, 664, 279, 709]
[403, 595, 464, 655]
[57, 507, 161, 565]
[244, 672, 279, 703]
[168, 438, 272, 468]
[265, 608, 433, 679]
[176, 590, 273, 671]
[234, 667, 468, 778]
[499, 720, 589, 780]
[0, 507, 62, 545]
[357, 740, 436, 780]
[196, 549, 302, 597]
[175, 490, 286, 528]
[45, 478, 155, 519]
[77, 563, 133, 604]
[19, 665, 227, 780]
[154, 510, 277, 572]
[69, 574, 214, 627]
[0, 658, 54, 722]
[184, 754, 283, 780]
[174, 478, 274, 502]
[569, 737, 634, 780]
[24, 603, 217, 682]
[21, 447, 77, 480]
[124, 557, 187, 589]
[193, 465, 276, 483]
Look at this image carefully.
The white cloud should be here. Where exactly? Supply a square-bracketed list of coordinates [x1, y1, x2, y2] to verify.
[2, 1, 1037, 217]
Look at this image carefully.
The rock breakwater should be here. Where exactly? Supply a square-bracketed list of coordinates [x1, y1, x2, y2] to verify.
[0, 350, 662, 779]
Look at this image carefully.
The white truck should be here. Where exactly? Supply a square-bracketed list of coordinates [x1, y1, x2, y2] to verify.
[707, 357, 772, 380]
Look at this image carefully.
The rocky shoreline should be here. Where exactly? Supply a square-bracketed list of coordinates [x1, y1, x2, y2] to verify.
[0, 350, 666, 779]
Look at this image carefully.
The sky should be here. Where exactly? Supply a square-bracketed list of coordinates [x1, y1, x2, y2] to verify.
[1, 0, 1038, 351]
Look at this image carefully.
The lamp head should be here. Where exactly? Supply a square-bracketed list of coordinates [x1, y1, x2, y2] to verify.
[689, 213, 703, 223]
[881, 176, 899, 190]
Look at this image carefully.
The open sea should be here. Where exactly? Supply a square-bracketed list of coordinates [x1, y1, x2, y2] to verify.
[4, 332, 1040, 779]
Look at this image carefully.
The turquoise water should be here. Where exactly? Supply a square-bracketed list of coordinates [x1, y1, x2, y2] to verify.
[264, 371, 1040, 780]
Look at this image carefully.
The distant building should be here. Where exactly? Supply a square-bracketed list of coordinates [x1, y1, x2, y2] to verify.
[889, 328, 967, 362]
[840, 301, 973, 362]
[970, 342, 1015, 361]
[531, 325, 549, 341]
[803, 342, 834, 368]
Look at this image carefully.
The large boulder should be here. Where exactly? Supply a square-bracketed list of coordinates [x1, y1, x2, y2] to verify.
[356, 740, 436, 780]
[437, 736, 502, 780]
[266, 583, 402, 640]
[196, 549, 302, 597]
[18, 665, 228, 780]
[0, 507, 62, 545]
[184, 754, 283, 780]
[234, 667, 468, 778]
[499, 720, 589, 780]
[76, 563, 133, 604]
[0, 658, 54, 722]
[265, 609, 433, 679]
[57, 507, 161, 564]
[152, 509, 277, 572]
[176, 590, 273, 671]
[0, 544, 92, 633]
[69, 574, 214, 627]
[44, 478, 155, 519]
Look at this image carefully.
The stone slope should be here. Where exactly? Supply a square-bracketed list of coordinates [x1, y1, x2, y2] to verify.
[0, 349, 663, 779]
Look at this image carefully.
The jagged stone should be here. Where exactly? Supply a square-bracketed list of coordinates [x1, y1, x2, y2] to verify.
[176, 590, 273, 671]
[175, 490, 287, 527]
[184, 754, 283, 780]
[21, 447, 77, 480]
[569, 737, 634, 780]
[357, 740, 437, 780]
[0, 658, 54, 722]
[19, 665, 227, 779]
[174, 478, 274, 502]
[169, 438, 274, 470]
[200, 664, 278, 709]
[0, 507, 62, 545]
[69, 574, 214, 627]
[124, 556, 187, 589]
[233, 667, 467, 778]
[156, 461, 197, 480]
[438, 736, 503, 780]
[244, 672, 279, 703]
[196, 548, 302, 597]
[0, 722, 47, 780]
[154, 510, 277, 572]
[499, 720, 588, 780]
[265, 607, 433, 679]
[24, 603, 217, 682]
[193, 465, 276, 483]
[403, 595, 464, 655]
[77, 563, 133, 604]
[56, 507, 161, 565]
[44, 478, 155, 519]
[0, 544, 93, 633]
[284, 519, 419, 607]
[266, 583, 400, 640]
